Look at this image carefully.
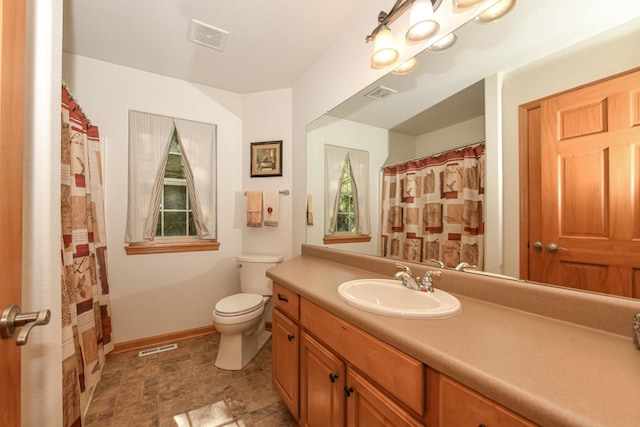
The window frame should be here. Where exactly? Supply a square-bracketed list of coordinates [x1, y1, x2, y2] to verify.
[323, 146, 371, 245]
[125, 111, 219, 255]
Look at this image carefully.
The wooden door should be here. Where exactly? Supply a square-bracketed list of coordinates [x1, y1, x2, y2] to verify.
[272, 309, 300, 419]
[0, 0, 27, 425]
[521, 68, 640, 297]
[300, 331, 345, 427]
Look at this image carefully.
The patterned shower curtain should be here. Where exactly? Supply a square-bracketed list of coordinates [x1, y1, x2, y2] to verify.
[380, 144, 485, 269]
[61, 86, 114, 427]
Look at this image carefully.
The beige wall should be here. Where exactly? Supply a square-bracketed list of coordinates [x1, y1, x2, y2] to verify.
[501, 18, 640, 278]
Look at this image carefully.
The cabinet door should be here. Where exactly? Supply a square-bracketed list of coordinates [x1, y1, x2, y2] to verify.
[272, 309, 300, 419]
[300, 332, 346, 427]
[346, 368, 423, 427]
[440, 376, 537, 427]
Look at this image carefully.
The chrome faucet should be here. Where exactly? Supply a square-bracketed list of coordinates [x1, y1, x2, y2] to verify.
[428, 259, 446, 268]
[455, 262, 477, 271]
[394, 263, 420, 290]
[394, 263, 441, 293]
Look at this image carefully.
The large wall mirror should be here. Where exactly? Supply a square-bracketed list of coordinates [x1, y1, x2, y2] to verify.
[306, 1, 640, 299]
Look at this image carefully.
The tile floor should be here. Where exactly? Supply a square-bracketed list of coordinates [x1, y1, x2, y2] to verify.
[84, 334, 297, 427]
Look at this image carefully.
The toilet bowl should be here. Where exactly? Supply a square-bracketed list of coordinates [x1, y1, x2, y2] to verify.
[212, 254, 282, 370]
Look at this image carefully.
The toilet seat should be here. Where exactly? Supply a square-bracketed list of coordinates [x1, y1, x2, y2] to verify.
[215, 293, 264, 317]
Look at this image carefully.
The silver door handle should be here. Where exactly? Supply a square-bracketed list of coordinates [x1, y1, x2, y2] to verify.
[0, 304, 51, 346]
[546, 243, 568, 254]
[532, 241, 543, 250]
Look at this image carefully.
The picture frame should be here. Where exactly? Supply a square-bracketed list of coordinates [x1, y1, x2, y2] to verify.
[250, 140, 282, 177]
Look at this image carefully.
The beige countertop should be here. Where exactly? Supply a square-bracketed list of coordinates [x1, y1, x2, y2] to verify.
[267, 247, 640, 427]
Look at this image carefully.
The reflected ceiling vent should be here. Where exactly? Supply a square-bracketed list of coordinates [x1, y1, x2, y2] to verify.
[188, 19, 229, 52]
[365, 85, 397, 101]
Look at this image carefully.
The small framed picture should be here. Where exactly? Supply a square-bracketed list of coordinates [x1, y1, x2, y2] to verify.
[250, 140, 282, 177]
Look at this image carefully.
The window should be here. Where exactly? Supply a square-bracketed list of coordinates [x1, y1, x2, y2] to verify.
[155, 130, 198, 238]
[125, 111, 218, 254]
[324, 145, 371, 244]
[335, 156, 357, 233]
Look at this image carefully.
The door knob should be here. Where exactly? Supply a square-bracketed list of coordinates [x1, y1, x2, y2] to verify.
[532, 241, 543, 250]
[546, 243, 568, 254]
[0, 304, 51, 346]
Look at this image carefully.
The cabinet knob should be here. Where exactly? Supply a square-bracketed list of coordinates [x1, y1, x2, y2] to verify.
[329, 373, 339, 383]
[344, 386, 354, 397]
[287, 334, 295, 341]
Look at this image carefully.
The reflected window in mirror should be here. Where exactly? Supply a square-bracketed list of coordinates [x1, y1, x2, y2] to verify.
[324, 145, 371, 244]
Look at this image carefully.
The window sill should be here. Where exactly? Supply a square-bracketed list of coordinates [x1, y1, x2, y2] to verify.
[323, 235, 371, 244]
[125, 240, 220, 255]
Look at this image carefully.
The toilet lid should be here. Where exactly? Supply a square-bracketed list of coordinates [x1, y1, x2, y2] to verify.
[215, 293, 263, 316]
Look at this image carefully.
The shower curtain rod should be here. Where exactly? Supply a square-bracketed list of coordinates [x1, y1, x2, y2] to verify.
[382, 139, 485, 170]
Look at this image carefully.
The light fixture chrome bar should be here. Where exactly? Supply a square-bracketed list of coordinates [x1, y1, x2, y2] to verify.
[365, 0, 442, 43]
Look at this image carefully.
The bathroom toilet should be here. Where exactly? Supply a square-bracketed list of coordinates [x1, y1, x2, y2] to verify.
[212, 254, 283, 370]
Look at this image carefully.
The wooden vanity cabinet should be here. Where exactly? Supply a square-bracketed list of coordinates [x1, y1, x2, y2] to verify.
[437, 374, 537, 427]
[272, 283, 301, 420]
[346, 368, 423, 427]
[272, 282, 537, 427]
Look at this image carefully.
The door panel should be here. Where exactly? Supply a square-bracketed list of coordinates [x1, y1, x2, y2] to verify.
[523, 68, 640, 298]
[0, 0, 26, 425]
[559, 149, 607, 237]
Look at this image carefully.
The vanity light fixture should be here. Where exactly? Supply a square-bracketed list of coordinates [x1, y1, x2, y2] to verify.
[367, 0, 442, 68]
[426, 32, 457, 52]
[371, 24, 400, 68]
[406, 0, 440, 43]
[392, 57, 419, 75]
[474, 0, 516, 24]
[452, 0, 485, 12]
[366, 0, 515, 69]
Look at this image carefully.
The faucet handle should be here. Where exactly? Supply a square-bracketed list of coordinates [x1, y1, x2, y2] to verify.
[395, 263, 412, 275]
[425, 270, 441, 278]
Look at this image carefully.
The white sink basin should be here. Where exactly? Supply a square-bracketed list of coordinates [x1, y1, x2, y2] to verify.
[337, 279, 461, 319]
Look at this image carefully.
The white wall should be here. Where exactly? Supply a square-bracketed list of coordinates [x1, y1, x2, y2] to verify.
[386, 131, 416, 167]
[415, 116, 485, 157]
[306, 116, 389, 256]
[501, 17, 640, 278]
[241, 89, 293, 261]
[62, 53, 245, 343]
[22, 1, 63, 426]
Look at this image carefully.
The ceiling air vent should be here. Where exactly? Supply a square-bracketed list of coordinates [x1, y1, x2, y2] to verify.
[365, 86, 397, 101]
[188, 19, 229, 52]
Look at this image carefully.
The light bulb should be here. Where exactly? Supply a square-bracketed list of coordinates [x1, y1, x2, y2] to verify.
[392, 57, 418, 75]
[474, 0, 516, 24]
[426, 33, 457, 52]
[452, 0, 484, 12]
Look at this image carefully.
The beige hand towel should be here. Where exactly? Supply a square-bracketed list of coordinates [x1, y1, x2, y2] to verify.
[246, 191, 263, 227]
[306, 194, 314, 225]
[263, 190, 279, 227]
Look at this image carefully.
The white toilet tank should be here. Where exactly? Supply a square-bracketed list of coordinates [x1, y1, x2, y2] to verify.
[237, 254, 283, 295]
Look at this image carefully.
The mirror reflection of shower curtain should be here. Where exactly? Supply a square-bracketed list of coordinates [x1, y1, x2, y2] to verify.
[380, 144, 485, 268]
